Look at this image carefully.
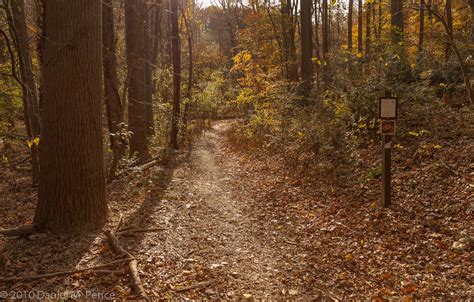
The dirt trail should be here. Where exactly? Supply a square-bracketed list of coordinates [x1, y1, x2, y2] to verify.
[140, 121, 311, 299]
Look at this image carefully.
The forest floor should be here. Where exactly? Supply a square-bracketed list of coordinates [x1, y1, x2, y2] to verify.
[0, 120, 472, 299]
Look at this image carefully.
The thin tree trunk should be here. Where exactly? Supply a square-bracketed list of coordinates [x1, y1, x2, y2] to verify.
[418, 0, 424, 54]
[445, 0, 452, 59]
[348, 0, 353, 51]
[372, 0, 377, 39]
[470, 0, 474, 43]
[288, 0, 298, 80]
[378, 0, 382, 37]
[300, 0, 313, 96]
[102, 0, 125, 181]
[8, 0, 41, 186]
[182, 3, 193, 130]
[322, 0, 328, 56]
[365, 1, 371, 55]
[423, 0, 473, 104]
[34, 0, 106, 233]
[358, 0, 363, 54]
[125, 0, 150, 162]
[145, 6, 155, 137]
[170, 0, 181, 149]
[281, 0, 298, 81]
[390, 0, 404, 45]
[314, 0, 321, 59]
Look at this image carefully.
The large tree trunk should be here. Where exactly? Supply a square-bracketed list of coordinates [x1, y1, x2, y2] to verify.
[300, 0, 313, 96]
[125, 0, 150, 162]
[9, 0, 41, 186]
[34, 0, 106, 233]
[170, 0, 181, 149]
[102, 0, 125, 180]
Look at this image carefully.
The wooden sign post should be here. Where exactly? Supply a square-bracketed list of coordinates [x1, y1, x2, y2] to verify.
[379, 92, 398, 207]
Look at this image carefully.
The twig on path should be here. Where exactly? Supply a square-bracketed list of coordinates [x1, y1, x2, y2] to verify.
[0, 258, 133, 283]
[437, 158, 472, 184]
[118, 225, 137, 232]
[282, 237, 298, 246]
[174, 279, 217, 292]
[105, 230, 147, 299]
[117, 227, 167, 236]
[115, 214, 124, 234]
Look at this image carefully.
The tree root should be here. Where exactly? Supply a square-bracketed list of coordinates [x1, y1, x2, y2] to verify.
[0, 225, 36, 237]
[0, 258, 132, 283]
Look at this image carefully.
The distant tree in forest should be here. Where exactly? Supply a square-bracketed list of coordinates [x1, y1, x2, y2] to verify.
[300, 0, 313, 95]
[5, 0, 41, 185]
[125, 0, 150, 162]
[390, 0, 404, 45]
[170, 0, 181, 149]
[102, 0, 124, 180]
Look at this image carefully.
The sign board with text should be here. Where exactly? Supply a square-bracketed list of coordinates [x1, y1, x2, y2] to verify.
[379, 97, 398, 120]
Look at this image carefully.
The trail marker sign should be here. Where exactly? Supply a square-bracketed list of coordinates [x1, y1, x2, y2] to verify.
[381, 120, 396, 135]
[379, 97, 398, 120]
[379, 92, 398, 208]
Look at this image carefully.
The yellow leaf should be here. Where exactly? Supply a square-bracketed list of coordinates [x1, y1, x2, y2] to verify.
[394, 143, 404, 149]
[344, 253, 353, 261]
[371, 201, 377, 209]
[33, 137, 40, 145]
[356, 53, 363, 58]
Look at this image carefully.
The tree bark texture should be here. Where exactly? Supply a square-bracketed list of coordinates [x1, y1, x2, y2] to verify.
[34, 0, 107, 233]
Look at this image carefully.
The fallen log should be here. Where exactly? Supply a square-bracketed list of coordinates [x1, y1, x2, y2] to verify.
[105, 230, 147, 299]
[0, 258, 132, 283]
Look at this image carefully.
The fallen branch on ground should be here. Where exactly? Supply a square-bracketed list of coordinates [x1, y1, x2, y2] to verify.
[0, 258, 132, 283]
[115, 214, 124, 234]
[437, 158, 472, 184]
[174, 279, 217, 292]
[105, 230, 147, 299]
[0, 225, 36, 237]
